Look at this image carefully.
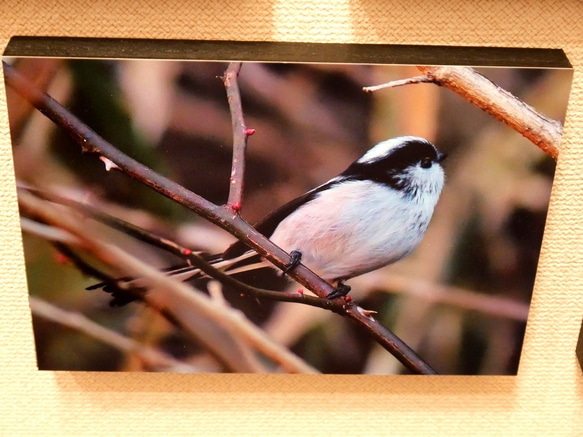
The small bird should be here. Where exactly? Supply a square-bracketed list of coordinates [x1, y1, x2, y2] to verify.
[92, 136, 446, 302]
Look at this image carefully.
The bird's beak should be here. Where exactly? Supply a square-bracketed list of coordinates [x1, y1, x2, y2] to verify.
[437, 152, 447, 162]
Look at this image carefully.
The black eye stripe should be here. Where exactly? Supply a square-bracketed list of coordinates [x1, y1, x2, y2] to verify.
[344, 140, 439, 174]
[383, 140, 439, 167]
[337, 139, 443, 192]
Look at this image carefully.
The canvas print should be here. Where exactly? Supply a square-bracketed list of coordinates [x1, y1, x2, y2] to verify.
[3, 39, 573, 374]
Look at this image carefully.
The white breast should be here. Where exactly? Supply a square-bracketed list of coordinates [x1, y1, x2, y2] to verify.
[269, 178, 441, 281]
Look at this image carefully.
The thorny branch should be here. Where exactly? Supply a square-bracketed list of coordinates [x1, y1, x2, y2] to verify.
[19, 186, 346, 313]
[364, 66, 563, 160]
[4, 61, 437, 375]
[223, 62, 253, 211]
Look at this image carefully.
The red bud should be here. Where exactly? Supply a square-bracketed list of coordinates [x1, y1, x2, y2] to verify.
[54, 252, 69, 264]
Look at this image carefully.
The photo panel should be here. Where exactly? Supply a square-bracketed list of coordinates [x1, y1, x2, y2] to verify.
[3, 38, 573, 374]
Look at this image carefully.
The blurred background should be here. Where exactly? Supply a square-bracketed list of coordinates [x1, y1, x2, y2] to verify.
[4, 55, 572, 374]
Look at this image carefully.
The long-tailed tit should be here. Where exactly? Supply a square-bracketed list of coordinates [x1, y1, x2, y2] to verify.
[92, 136, 446, 301]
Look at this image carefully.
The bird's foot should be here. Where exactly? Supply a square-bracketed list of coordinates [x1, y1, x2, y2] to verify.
[283, 250, 303, 274]
[327, 282, 351, 300]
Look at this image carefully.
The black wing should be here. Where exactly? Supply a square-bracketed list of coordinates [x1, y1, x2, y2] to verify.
[222, 179, 338, 259]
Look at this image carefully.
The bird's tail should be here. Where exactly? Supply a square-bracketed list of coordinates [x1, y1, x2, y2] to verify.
[86, 250, 269, 306]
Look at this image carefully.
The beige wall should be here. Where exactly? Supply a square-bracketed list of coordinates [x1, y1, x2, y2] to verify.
[1, 1, 582, 434]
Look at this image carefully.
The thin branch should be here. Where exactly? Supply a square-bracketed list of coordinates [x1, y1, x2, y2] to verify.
[20, 186, 345, 313]
[363, 75, 434, 92]
[30, 296, 198, 372]
[365, 66, 562, 160]
[5, 61, 436, 375]
[418, 66, 562, 159]
[223, 62, 253, 211]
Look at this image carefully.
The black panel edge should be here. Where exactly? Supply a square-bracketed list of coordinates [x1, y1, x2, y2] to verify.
[2, 36, 572, 69]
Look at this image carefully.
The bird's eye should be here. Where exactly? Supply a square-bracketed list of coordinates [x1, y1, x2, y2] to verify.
[420, 157, 432, 169]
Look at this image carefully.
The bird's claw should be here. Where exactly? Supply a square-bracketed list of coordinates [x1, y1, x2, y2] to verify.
[284, 252, 351, 300]
[284, 250, 302, 274]
[327, 283, 351, 300]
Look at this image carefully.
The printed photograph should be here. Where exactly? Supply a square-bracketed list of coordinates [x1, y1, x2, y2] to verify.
[3, 41, 573, 374]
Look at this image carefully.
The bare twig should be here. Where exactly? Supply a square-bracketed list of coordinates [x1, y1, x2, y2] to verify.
[30, 296, 198, 372]
[363, 75, 434, 92]
[5, 61, 436, 375]
[19, 186, 345, 313]
[419, 66, 562, 159]
[365, 66, 562, 160]
[223, 62, 253, 211]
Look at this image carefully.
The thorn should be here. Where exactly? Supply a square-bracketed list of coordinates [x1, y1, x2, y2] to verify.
[245, 128, 256, 136]
[361, 309, 377, 316]
[99, 156, 119, 171]
[357, 307, 378, 318]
